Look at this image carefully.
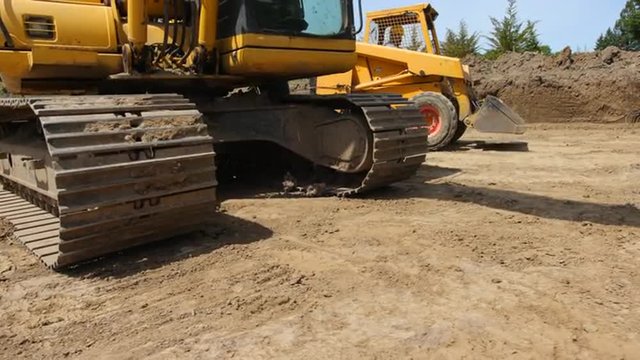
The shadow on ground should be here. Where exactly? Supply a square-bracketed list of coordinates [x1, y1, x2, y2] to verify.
[64, 213, 273, 279]
[376, 174, 640, 228]
[416, 165, 463, 182]
[447, 140, 530, 152]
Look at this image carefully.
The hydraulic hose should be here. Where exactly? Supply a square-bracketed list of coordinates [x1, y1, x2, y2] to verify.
[170, 0, 188, 56]
[155, 0, 171, 64]
[0, 13, 13, 48]
[180, 0, 201, 64]
[171, 0, 179, 49]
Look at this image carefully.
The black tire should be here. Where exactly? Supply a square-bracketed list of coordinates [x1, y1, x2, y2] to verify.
[451, 121, 468, 143]
[411, 92, 458, 150]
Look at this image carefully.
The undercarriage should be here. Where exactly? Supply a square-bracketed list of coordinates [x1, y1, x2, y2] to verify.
[0, 91, 427, 268]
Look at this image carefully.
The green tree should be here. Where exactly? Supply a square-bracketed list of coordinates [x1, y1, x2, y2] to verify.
[406, 25, 424, 51]
[595, 0, 640, 51]
[596, 28, 624, 50]
[485, 0, 550, 58]
[441, 21, 480, 58]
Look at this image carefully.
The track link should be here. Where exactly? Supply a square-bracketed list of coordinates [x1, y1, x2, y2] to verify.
[288, 93, 427, 196]
[0, 94, 217, 269]
[341, 94, 428, 195]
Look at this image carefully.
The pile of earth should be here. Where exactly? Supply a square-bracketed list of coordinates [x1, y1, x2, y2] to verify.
[464, 47, 640, 123]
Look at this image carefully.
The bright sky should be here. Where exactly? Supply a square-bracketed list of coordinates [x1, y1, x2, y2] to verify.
[361, 0, 626, 51]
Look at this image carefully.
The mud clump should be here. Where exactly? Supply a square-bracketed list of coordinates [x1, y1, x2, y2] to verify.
[600, 46, 621, 65]
[556, 46, 574, 69]
[464, 47, 640, 123]
[84, 115, 201, 133]
[0, 219, 13, 240]
[281, 172, 327, 197]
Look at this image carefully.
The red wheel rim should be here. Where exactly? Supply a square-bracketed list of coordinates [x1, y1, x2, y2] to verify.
[419, 105, 442, 135]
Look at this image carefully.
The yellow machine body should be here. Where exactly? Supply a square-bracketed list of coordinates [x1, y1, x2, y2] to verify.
[325, 42, 475, 122]
[217, 34, 355, 77]
[0, 0, 357, 93]
[0, 0, 120, 91]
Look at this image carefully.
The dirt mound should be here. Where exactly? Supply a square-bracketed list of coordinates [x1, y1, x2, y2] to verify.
[465, 47, 640, 123]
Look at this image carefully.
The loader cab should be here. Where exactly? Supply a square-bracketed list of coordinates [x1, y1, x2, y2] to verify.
[364, 3, 441, 55]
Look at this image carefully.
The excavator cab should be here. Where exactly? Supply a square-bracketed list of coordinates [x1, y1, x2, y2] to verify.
[217, 0, 356, 77]
[252, 0, 309, 32]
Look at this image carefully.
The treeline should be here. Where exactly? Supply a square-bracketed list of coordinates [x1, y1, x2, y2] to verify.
[441, 0, 550, 59]
[442, 0, 640, 59]
[595, 0, 640, 50]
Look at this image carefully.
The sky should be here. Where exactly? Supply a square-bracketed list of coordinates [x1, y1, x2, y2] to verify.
[361, 0, 626, 51]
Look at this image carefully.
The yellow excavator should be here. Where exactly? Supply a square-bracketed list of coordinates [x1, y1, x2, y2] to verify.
[0, 0, 428, 269]
[316, 3, 526, 150]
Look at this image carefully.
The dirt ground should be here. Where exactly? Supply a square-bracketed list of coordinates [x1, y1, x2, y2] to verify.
[1, 123, 639, 359]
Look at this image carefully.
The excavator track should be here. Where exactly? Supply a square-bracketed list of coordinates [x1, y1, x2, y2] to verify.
[0, 94, 217, 269]
[341, 94, 428, 195]
[0, 93, 424, 269]
[292, 93, 428, 196]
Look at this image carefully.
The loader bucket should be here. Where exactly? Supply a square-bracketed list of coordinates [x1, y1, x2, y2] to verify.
[466, 96, 526, 134]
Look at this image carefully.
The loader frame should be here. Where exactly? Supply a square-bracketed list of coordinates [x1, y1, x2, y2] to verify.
[316, 3, 525, 149]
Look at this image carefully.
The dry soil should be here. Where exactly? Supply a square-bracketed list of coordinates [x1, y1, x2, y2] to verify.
[1, 123, 639, 359]
[465, 47, 640, 124]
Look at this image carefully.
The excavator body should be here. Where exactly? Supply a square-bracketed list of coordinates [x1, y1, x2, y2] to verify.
[0, 0, 428, 268]
[316, 3, 526, 150]
[0, 0, 357, 92]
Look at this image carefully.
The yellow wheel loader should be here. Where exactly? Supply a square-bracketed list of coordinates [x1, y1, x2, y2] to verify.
[316, 3, 526, 150]
[0, 0, 428, 269]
